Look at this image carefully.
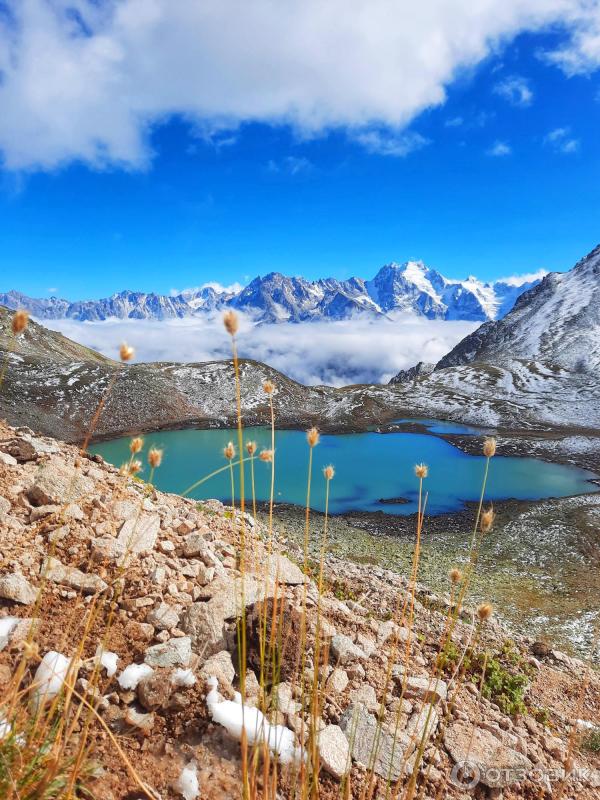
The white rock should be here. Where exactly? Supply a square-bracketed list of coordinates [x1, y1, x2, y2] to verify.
[0, 617, 20, 651]
[319, 724, 351, 779]
[0, 574, 38, 605]
[117, 514, 160, 555]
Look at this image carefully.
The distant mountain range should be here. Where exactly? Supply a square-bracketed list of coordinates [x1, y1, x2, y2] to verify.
[1, 246, 598, 441]
[0, 261, 543, 324]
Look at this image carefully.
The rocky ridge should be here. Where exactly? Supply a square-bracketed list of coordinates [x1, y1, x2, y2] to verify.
[0, 421, 599, 799]
[2, 306, 600, 450]
[0, 261, 540, 324]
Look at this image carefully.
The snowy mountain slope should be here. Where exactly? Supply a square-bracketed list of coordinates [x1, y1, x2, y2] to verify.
[388, 244, 600, 429]
[0, 261, 541, 324]
[437, 244, 600, 372]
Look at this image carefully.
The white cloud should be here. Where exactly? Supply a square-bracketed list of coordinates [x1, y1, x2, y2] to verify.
[493, 75, 534, 106]
[543, 4, 600, 74]
[352, 130, 430, 157]
[445, 116, 464, 127]
[544, 127, 581, 153]
[267, 156, 313, 175]
[1, 0, 599, 170]
[42, 315, 478, 387]
[170, 281, 244, 297]
[487, 140, 512, 156]
[496, 268, 548, 285]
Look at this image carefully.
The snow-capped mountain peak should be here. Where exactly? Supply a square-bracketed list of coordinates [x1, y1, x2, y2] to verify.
[0, 260, 545, 324]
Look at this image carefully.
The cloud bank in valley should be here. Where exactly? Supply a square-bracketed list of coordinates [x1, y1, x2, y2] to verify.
[45, 316, 478, 387]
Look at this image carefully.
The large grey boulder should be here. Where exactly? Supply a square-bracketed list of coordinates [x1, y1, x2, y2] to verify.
[404, 675, 448, 704]
[444, 721, 532, 789]
[144, 636, 192, 668]
[0, 573, 38, 605]
[147, 602, 180, 631]
[27, 461, 94, 506]
[330, 634, 367, 665]
[319, 724, 351, 779]
[42, 557, 108, 595]
[340, 703, 414, 781]
[117, 514, 160, 555]
[181, 601, 227, 656]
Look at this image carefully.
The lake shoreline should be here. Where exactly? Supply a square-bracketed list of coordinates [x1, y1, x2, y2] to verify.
[88, 416, 600, 474]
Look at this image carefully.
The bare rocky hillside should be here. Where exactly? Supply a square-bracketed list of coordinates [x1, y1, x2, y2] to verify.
[0, 421, 599, 799]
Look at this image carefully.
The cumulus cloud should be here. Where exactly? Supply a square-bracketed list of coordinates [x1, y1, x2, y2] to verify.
[496, 268, 548, 285]
[43, 315, 478, 386]
[170, 281, 243, 296]
[1, 0, 599, 170]
[493, 75, 534, 106]
[544, 127, 580, 153]
[487, 140, 512, 156]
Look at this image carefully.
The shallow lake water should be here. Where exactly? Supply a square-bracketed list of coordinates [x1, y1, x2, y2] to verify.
[91, 426, 598, 516]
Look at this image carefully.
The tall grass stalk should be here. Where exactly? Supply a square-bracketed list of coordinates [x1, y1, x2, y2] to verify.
[223, 311, 250, 800]
[307, 466, 334, 799]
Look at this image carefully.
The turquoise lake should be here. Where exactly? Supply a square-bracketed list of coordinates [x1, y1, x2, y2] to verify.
[90, 427, 598, 516]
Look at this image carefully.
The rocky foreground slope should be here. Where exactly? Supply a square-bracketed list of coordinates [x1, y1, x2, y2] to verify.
[0, 421, 599, 799]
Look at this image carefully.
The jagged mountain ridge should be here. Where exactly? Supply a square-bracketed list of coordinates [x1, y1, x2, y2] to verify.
[436, 244, 600, 372]
[385, 245, 600, 432]
[0, 261, 541, 324]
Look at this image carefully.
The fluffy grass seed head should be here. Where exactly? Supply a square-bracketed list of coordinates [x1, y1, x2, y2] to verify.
[323, 465, 335, 481]
[259, 449, 273, 463]
[414, 463, 428, 479]
[480, 506, 495, 532]
[483, 437, 497, 458]
[263, 379, 275, 395]
[129, 459, 143, 475]
[223, 309, 239, 336]
[307, 427, 320, 448]
[11, 309, 29, 335]
[223, 441, 235, 460]
[477, 602, 494, 622]
[119, 342, 135, 362]
[449, 568, 462, 585]
[246, 441, 257, 456]
[148, 447, 163, 469]
[129, 437, 144, 454]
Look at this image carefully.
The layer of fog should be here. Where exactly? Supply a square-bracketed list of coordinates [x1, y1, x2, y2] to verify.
[46, 315, 478, 387]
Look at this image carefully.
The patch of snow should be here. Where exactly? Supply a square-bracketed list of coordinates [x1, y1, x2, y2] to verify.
[174, 762, 200, 800]
[96, 646, 119, 678]
[117, 663, 154, 690]
[32, 651, 72, 707]
[206, 676, 303, 764]
[172, 668, 196, 687]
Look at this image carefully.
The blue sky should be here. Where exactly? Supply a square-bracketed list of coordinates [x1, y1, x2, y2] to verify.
[1, 3, 600, 299]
